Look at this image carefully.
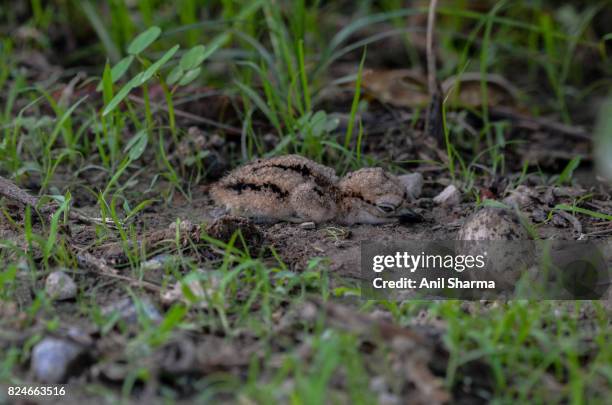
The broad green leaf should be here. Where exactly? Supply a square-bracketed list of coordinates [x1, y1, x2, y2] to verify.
[102, 72, 145, 116]
[325, 116, 339, 132]
[310, 111, 328, 138]
[200, 34, 226, 62]
[110, 55, 134, 82]
[129, 134, 148, 161]
[179, 45, 207, 70]
[103, 45, 179, 116]
[178, 67, 201, 86]
[96, 55, 133, 91]
[123, 129, 145, 152]
[166, 65, 184, 85]
[137, 44, 180, 85]
[124, 130, 148, 161]
[127, 26, 161, 55]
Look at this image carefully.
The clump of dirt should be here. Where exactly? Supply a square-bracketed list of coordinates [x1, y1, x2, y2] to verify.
[205, 214, 265, 252]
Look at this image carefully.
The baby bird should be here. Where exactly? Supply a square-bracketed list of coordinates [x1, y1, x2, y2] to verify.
[210, 155, 420, 225]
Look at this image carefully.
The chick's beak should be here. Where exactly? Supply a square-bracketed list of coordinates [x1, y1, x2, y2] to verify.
[397, 207, 423, 224]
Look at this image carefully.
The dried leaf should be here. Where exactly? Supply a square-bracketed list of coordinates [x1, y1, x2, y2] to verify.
[361, 69, 429, 107]
[359, 69, 519, 109]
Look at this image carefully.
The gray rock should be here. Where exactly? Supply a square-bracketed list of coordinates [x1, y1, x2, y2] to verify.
[433, 184, 461, 206]
[398, 173, 424, 199]
[45, 271, 77, 300]
[102, 296, 162, 324]
[31, 337, 85, 383]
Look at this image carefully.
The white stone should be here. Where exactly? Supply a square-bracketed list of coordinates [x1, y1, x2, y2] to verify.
[299, 221, 316, 230]
[45, 271, 77, 300]
[433, 184, 461, 206]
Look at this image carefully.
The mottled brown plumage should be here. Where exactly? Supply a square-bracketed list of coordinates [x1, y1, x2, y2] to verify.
[210, 155, 419, 225]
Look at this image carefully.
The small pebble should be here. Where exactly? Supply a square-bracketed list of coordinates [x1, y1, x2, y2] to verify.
[45, 271, 77, 301]
[503, 185, 536, 209]
[31, 337, 85, 383]
[299, 221, 316, 230]
[433, 184, 461, 206]
[551, 213, 569, 228]
[531, 208, 548, 223]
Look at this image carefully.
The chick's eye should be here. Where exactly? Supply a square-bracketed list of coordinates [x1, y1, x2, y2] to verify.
[377, 204, 395, 213]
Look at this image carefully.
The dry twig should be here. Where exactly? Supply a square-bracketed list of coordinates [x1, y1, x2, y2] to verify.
[426, 0, 439, 100]
[0, 175, 115, 226]
[0, 176, 42, 210]
[0, 174, 161, 292]
[424, 0, 444, 141]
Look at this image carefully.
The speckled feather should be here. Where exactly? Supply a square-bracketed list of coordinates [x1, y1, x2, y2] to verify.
[210, 155, 416, 225]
